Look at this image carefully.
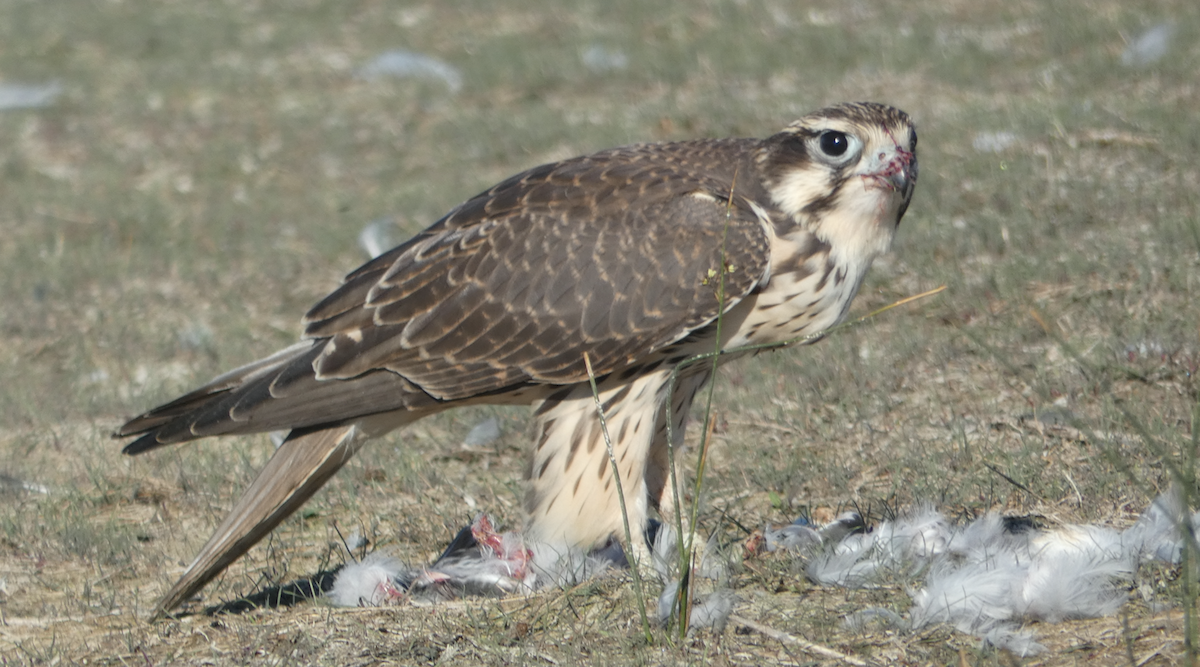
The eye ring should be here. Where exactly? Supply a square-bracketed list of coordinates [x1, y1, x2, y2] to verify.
[819, 131, 850, 157]
[810, 129, 862, 166]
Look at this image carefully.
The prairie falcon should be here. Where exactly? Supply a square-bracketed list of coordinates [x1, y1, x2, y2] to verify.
[118, 101, 918, 618]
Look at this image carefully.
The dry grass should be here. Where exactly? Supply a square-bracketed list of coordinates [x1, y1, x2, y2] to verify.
[2, 0, 1200, 664]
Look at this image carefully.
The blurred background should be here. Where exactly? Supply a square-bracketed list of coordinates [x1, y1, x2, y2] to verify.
[1, 1, 1197, 663]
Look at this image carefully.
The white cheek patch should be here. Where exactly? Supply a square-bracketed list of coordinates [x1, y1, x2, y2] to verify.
[768, 166, 898, 267]
[818, 185, 897, 263]
[769, 166, 834, 220]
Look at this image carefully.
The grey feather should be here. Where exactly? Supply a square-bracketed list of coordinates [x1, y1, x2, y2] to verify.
[795, 492, 1196, 655]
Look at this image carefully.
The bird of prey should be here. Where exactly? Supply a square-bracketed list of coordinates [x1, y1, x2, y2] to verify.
[117, 101, 917, 619]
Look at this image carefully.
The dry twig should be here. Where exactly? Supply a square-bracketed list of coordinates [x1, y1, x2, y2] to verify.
[729, 613, 873, 666]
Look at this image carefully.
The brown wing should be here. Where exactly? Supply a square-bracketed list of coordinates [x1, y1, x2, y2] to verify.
[306, 141, 771, 394]
[118, 139, 771, 452]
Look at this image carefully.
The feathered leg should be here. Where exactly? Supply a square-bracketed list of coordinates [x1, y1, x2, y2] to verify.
[644, 370, 710, 527]
[524, 369, 676, 551]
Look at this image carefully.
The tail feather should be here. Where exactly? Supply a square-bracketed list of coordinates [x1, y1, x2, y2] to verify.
[117, 341, 433, 455]
[150, 424, 366, 619]
[116, 342, 317, 440]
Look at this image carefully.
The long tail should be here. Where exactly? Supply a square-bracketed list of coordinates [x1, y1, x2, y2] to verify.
[151, 424, 366, 619]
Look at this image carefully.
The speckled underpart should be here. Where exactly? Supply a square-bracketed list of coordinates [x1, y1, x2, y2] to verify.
[117, 102, 918, 617]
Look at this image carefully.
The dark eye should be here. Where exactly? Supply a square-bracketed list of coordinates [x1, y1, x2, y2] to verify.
[819, 131, 849, 157]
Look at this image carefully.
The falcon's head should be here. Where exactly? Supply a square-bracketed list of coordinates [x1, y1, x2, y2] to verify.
[757, 102, 917, 262]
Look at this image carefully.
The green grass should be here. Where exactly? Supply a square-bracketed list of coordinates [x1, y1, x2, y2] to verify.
[2, 0, 1199, 664]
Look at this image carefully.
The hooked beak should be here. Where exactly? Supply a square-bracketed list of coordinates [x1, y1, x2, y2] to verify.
[862, 144, 917, 195]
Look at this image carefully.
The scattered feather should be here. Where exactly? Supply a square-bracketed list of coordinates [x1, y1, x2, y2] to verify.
[328, 553, 407, 607]
[528, 536, 623, 589]
[0, 82, 62, 110]
[689, 589, 737, 633]
[1018, 542, 1130, 622]
[763, 523, 821, 552]
[1121, 22, 1174, 67]
[656, 580, 681, 626]
[463, 417, 502, 447]
[806, 506, 948, 587]
[656, 581, 737, 633]
[1121, 488, 1199, 563]
[649, 522, 678, 583]
[818, 511, 867, 544]
[874, 504, 952, 563]
[696, 533, 734, 581]
[177, 323, 213, 350]
[81, 369, 110, 386]
[796, 491, 1194, 654]
[909, 557, 1025, 633]
[581, 45, 629, 73]
[330, 490, 1194, 656]
[842, 607, 906, 632]
[972, 131, 1018, 153]
[358, 50, 462, 93]
[806, 533, 884, 588]
[0, 473, 50, 495]
[342, 530, 368, 553]
[983, 626, 1046, 657]
[328, 515, 625, 606]
[946, 512, 1026, 559]
[366, 517, 736, 635]
[358, 218, 400, 259]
